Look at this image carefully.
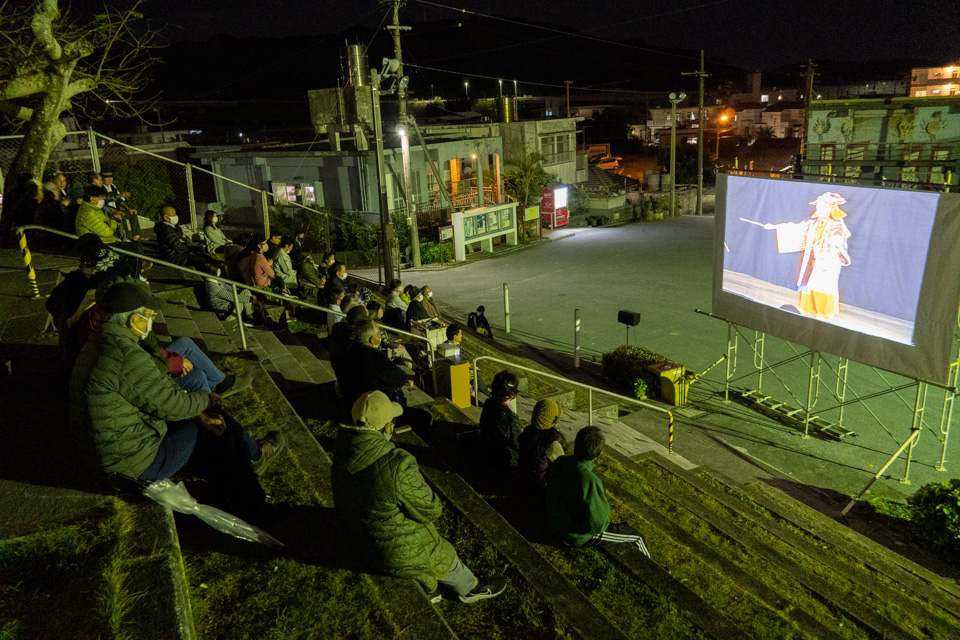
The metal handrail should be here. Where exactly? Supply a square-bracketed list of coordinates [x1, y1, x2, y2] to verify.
[470, 355, 676, 453]
[14, 224, 437, 389]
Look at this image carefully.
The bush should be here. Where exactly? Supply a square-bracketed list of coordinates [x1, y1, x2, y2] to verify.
[334, 211, 378, 265]
[909, 478, 960, 555]
[640, 196, 681, 221]
[108, 160, 176, 221]
[601, 345, 667, 399]
[392, 211, 411, 260]
[419, 241, 452, 264]
[270, 204, 330, 250]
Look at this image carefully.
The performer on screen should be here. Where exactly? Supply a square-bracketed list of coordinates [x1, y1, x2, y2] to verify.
[757, 192, 852, 320]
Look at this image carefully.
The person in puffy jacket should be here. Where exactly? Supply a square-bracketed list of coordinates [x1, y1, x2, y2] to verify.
[332, 390, 506, 603]
[518, 399, 566, 493]
[74, 185, 118, 244]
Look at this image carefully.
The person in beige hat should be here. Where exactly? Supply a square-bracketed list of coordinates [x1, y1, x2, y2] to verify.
[332, 391, 507, 603]
[518, 399, 567, 493]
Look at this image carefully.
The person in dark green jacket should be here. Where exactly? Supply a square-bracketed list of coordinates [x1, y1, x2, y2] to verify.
[332, 391, 507, 603]
[69, 280, 284, 515]
[545, 426, 651, 557]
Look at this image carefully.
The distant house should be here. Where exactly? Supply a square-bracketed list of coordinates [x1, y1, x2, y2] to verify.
[910, 63, 960, 97]
[802, 96, 960, 189]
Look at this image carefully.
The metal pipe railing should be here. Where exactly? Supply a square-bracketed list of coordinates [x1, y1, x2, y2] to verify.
[15, 225, 437, 389]
[471, 355, 674, 452]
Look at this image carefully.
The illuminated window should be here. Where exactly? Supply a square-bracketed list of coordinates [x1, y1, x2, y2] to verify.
[760, 94, 769, 102]
[916, 90, 927, 97]
[932, 89, 941, 94]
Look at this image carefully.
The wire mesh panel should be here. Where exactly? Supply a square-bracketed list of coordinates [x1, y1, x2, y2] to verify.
[0, 131, 94, 195]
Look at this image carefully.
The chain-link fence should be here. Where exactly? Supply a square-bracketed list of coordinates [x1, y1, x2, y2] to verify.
[0, 130, 95, 196]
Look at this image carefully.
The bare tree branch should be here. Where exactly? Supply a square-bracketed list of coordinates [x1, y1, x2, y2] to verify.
[0, 99, 32, 121]
[30, 0, 62, 62]
[0, 72, 47, 100]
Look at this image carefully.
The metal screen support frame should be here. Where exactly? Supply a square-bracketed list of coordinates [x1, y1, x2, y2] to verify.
[724, 321, 738, 402]
[935, 307, 960, 471]
[802, 351, 821, 438]
[836, 357, 849, 428]
[753, 330, 765, 393]
[901, 382, 928, 484]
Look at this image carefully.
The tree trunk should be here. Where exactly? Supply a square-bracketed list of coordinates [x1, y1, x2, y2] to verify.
[2, 69, 71, 219]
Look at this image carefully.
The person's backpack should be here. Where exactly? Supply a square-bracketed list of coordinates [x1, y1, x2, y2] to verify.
[467, 311, 478, 329]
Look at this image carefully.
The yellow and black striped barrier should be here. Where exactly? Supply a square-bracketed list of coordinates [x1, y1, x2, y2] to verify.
[17, 229, 41, 299]
[668, 411, 674, 454]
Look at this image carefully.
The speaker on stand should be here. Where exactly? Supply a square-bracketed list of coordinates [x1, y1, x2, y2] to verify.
[618, 310, 641, 345]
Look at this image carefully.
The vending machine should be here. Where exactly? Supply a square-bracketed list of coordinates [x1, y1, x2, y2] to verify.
[540, 186, 569, 229]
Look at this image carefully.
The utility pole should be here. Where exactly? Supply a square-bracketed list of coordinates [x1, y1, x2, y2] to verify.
[800, 59, 817, 157]
[388, 0, 420, 267]
[564, 80, 573, 117]
[682, 50, 708, 216]
[371, 68, 395, 280]
[668, 92, 686, 218]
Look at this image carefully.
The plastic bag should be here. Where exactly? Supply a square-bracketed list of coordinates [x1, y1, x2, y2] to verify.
[143, 479, 283, 549]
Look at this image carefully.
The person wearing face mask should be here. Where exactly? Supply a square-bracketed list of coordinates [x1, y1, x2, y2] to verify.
[338, 319, 434, 439]
[332, 390, 507, 604]
[69, 280, 284, 517]
[203, 210, 228, 255]
[203, 263, 258, 326]
[296, 250, 323, 299]
[156, 205, 204, 268]
[420, 285, 441, 320]
[405, 286, 432, 332]
[478, 371, 523, 469]
[324, 261, 349, 302]
[74, 185, 119, 244]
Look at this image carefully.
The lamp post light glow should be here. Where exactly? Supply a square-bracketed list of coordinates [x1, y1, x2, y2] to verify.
[716, 114, 728, 159]
[668, 92, 686, 218]
[499, 79, 503, 98]
[464, 81, 469, 98]
[513, 80, 517, 97]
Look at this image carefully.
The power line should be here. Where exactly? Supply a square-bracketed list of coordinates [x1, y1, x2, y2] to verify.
[404, 62, 664, 95]
[412, 0, 746, 69]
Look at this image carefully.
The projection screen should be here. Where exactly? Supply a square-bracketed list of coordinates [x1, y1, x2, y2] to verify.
[713, 174, 960, 383]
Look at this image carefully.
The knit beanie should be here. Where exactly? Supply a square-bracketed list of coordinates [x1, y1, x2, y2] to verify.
[531, 399, 561, 430]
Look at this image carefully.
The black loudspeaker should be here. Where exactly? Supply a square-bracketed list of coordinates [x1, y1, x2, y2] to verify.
[618, 310, 641, 326]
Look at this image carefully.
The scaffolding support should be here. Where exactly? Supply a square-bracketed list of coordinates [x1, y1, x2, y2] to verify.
[836, 356, 849, 428]
[802, 351, 821, 438]
[753, 330, 765, 393]
[724, 322, 738, 402]
[901, 382, 928, 484]
[936, 310, 960, 471]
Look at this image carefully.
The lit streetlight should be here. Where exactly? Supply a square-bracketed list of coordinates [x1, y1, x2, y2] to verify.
[513, 80, 518, 97]
[499, 79, 503, 98]
[716, 114, 728, 159]
[668, 92, 686, 218]
[464, 81, 469, 98]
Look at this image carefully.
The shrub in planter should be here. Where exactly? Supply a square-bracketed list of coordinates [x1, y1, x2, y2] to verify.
[909, 478, 960, 555]
[601, 345, 667, 399]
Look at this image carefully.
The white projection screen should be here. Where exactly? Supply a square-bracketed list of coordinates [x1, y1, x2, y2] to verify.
[713, 174, 960, 383]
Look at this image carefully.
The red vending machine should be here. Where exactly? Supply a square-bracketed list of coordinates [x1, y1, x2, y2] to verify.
[540, 186, 569, 229]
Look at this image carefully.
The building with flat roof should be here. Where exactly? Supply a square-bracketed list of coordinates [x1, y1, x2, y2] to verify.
[910, 63, 960, 97]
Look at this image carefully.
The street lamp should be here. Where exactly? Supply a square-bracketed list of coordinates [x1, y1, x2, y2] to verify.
[668, 92, 686, 218]
[464, 81, 469, 98]
[716, 114, 728, 159]
[513, 80, 518, 97]
[499, 79, 503, 98]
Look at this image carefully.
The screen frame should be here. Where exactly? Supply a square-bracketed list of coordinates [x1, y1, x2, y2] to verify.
[712, 174, 960, 383]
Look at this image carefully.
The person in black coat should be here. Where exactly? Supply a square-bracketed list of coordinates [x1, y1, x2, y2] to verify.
[155, 205, 204, 268]
[337, 319, 432, 439]
[478, 371, 523, 469]
[405, 286, 432, 330]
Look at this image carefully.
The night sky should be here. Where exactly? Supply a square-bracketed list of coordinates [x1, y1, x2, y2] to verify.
[126, 0, 960, 69]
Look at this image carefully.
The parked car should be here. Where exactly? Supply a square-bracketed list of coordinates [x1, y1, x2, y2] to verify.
[596, 156, 622, 170]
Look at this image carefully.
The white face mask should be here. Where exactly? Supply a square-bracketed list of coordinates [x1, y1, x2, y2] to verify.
[382, 422, 394, 441]
[134, 314, 153, 340]
[506, 397, 518, 413]
[168, 216, 179, 225]
[216, 268, 222, 278]
[95, 199, 105, 209]
[426, 291, 433, 298]
[339, 272, 347, 280]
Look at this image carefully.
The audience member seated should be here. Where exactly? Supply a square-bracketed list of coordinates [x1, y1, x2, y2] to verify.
[297, 250, 324, 300]
[337, 319, 433, 438]
[518, 399, 566, 494]
[221, 243, 246, 282]
[340, 293, 360, 315]
[468, 305, 494, 338]
[324, 261, 349, 301]
[68, 280, 284, 518]
[156, 205, 205, 269]
[202, 263, 260, 326]
[421, 285, 442, 320]
[545, 426, 650, 556]
[320, 251, 337, 277]
[332, 391, 507, 603]
[273, 237, 298, 291]
[327, 289, 345, 333]
[203, 210, 228, 255]
[439, 324, 488, 395]
[74, 185, 118, 245]
[405, 287, 432, 331]
[383, 278, 407, 330]
[478, 371, 523, 469]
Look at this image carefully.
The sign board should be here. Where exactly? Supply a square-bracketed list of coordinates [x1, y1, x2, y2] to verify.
[541, 186, 569, 228]
[524, 205, 539, 222]
[439, 225, 454, 241]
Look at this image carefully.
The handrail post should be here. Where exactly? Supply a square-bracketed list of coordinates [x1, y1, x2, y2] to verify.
[261, 190, 271, 240]
[588, 388, 593, 426]
[87, 128, 101, 173]
[574, 308, 581, 368]
[185, 164, 198, 230]
[503, 282, 510, 333]
[473, 357, 480, 406]
[16, 229, 41, 298]
[232, 283, 247, 351]
[668, 411, 674, 454]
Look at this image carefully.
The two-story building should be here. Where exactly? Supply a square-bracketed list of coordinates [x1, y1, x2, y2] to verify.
[910, 63, 960, 97]
[801, 96, 960, 188]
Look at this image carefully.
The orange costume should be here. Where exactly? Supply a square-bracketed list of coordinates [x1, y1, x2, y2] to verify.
[770, 192, 851, 320]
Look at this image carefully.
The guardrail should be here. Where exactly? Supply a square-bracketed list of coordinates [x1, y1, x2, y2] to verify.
[15, 224, 438, 389]
[471, 355, 676, 453]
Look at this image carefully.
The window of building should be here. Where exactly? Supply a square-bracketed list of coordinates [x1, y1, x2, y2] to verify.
[760, 93, 769, 102]
[932, 89, 941, 94]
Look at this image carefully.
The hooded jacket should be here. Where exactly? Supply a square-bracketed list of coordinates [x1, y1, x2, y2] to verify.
[332, 427, 457, 590]
[74, 201, 117, 244]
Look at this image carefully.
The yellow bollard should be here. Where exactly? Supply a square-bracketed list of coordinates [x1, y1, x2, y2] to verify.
[17, 230, 41, 299]
[668, 411, 674, 455]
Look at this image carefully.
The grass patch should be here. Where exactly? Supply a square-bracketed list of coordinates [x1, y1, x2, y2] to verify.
[286, 318, 326, 337]
[183, 359, 399, 639]
[595, 455, 870, 640]
[0, 502, 125, 640]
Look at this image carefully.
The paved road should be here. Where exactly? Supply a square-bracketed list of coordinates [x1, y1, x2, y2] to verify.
[401, 216, 960, 488]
